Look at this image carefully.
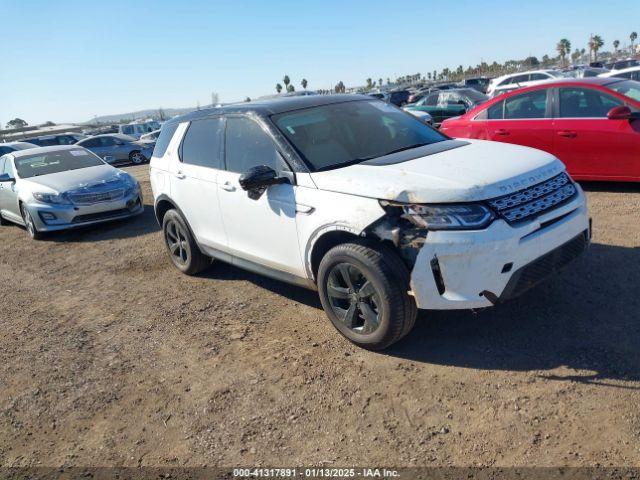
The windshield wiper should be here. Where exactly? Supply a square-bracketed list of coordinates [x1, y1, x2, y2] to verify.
[379, 142, 432, 156]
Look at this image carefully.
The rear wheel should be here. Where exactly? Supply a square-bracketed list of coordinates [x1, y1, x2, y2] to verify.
[162, 209, 211, 275]
[20, 204, 43, 240]
[129, 150, 146, 165]
[317, 240, 417, 350]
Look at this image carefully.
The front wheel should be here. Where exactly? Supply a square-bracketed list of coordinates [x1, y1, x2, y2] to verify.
[162, 209, 211, 275]
[21, 204, 43, 240]
[129, 150, 147, 165]
[317, 241, 417, 350]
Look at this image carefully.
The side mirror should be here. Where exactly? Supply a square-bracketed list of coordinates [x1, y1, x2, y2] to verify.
[238, 165, 288, 200]
[607, 105, 640, 120]
[607, 105, 633, 120]
[0, 173, 15, 183]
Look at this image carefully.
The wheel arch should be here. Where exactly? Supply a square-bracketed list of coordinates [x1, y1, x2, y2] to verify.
[306, 225, 363, 282]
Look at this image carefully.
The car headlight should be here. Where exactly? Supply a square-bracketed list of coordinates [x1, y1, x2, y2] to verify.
[32, 192, 72, 205]
[381, 201, 494, 230]
[119, 174, 140, 196]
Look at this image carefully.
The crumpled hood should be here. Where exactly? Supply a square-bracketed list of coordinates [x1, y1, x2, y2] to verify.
[21, 164, 129, 194]
[310, 139, 566, 203]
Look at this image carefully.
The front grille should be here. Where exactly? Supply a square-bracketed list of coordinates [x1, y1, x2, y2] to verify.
[72, 205, 137, 224]
[500, 231, 588, 301]
[68, 189, 125, 205]
[488, 173, 577, 224]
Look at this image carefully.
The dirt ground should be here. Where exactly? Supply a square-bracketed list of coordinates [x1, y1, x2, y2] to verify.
[1, 165, 639, 469]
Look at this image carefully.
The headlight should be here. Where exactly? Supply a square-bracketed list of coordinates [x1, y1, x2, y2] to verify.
[119, 174, 140, 195]
[395, 203, 494, 230]
[32, 192, 72, 205]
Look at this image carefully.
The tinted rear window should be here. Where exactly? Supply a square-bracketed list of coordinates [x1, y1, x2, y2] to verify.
[15, 149, 104, 178]
[152, 122, 179, 158]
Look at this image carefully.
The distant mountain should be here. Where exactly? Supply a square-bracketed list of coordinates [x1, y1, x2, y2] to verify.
[87, 105, 212, 125]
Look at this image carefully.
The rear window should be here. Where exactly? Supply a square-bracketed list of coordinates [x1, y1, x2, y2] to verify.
[152, 122, 179, 158]
[14, 149, 104, 178]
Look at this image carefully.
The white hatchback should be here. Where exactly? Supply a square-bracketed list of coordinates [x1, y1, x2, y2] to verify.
[150, 95, 589, 350]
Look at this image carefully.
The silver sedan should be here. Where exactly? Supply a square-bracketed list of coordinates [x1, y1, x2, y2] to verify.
[0, 145, 143, 239]
[76, 134, 154, 165]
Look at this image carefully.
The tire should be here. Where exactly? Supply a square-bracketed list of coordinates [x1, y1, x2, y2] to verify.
[317, 240, 417, 350]
[20, 203, 44, 240]
[129, 150, 146, 165]
[162, 209, 211, 275]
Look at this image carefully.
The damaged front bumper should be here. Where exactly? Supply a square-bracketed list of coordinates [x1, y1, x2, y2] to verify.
[406, 191, 589, 310]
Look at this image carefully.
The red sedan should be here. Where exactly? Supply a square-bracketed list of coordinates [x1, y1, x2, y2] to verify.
[440, 78, 640, 182]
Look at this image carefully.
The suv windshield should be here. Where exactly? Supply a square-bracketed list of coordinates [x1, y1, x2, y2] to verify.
[608, 79, 640, 103]
[272, 100, 447, 171]
[14, 149, 104, 178]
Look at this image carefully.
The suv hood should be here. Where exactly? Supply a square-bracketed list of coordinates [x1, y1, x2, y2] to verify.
[309, 139, 566, 203]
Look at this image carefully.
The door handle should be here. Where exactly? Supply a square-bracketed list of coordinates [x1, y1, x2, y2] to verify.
[557, 130, 577, 138]
[495, 129, 510, 136]
[220, 181, 236, 192]
[174, 171, 186, 179]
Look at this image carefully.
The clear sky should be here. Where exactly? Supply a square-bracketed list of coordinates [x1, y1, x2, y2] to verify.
[1, 0, 638, 125]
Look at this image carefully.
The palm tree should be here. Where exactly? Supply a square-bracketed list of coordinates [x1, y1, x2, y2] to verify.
[301, 78, 308, 90]
[283, 75, 290, 91]
[631, 32, 638, 54]
[613, 40, 620, 55]
[556, 38, 571, 66]
[287, 84, 295, 93]
[275, 83, 283, 94]
[365, 78, 373, 90]
[589, 35, 604, 62]
[378, 78, 383, 87]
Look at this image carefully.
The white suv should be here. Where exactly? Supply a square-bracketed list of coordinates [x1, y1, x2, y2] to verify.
[487, 69, 566, 97]
[150, 95, 589, 350]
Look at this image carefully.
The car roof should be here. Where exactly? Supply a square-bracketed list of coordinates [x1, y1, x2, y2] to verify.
[599, 65, 640, 77]
[83, 133, 134, 140]
[9, 145, 84, 158]
[167, 94, 369, 125]
[3, 141, 38, 147]
[490, 77, 622, 94]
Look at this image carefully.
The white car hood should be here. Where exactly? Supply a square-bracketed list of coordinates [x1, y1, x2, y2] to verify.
[20, 164, 125, 193]
[310, 139, 566, 203]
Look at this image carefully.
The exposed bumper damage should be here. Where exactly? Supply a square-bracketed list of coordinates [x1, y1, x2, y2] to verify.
[367, 189, 590, 310]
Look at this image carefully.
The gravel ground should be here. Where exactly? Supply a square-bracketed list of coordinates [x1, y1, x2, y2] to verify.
[1, 165, 639, 468]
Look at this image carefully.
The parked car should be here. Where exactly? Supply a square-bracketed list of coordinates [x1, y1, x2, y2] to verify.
[486, 70, 566, 96]
[21, 133, 86, 146]
[599, 65, 640, 81]
[0, 145, 143, 239]
[118, 122, 158, 139]
[403, 88, 488, 125]
[564, 66, 610, 78]
[604, 58, 639, 71]
[0, 142, 38, 156]
[440, 78, 640, 182]
[404, 109, 434, 125]
[388, 89, 411, 106]
[460, 76, 491, 93]
[76, 134, 153, 165]
[140, 130, 161, 142]
[150, 94, 589, 350]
